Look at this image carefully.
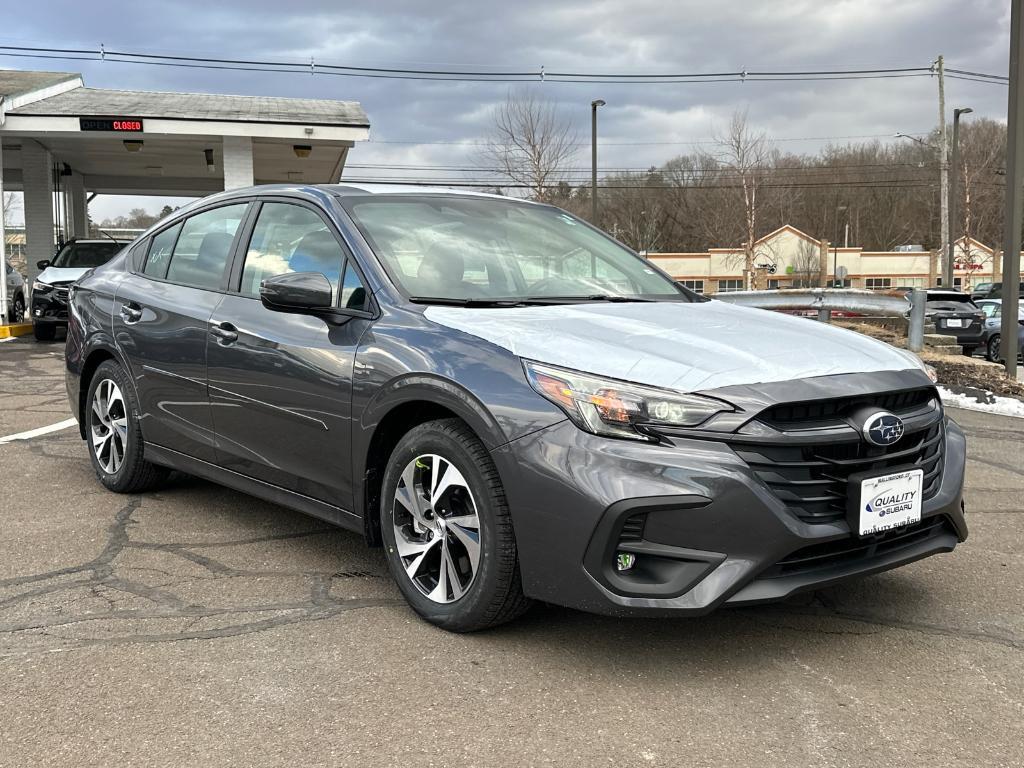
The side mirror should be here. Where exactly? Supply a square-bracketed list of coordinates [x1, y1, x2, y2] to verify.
[37, 260, 50, 270]
[260, 272, 334, 313]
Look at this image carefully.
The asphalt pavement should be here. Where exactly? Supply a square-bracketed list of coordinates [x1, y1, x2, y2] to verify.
[1, 335, 1022, 768]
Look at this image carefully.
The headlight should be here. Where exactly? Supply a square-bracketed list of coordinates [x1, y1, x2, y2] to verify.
[32, 280, 52, 293]
[524, 360, 732, 441]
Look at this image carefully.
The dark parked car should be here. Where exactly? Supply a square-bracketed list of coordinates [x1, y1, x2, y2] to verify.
[922, 289, 985, 355]
[975, 299, 1024, 362]
[970, 281, 1024, 301]
[32, 238, 131, 340]
[65, 185, 967, 631]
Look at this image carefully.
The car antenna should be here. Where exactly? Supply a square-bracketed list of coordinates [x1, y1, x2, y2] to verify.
[97, 229, 121, 244]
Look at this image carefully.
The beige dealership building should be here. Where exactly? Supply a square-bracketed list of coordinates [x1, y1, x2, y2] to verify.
[647, 224, 1023, 294]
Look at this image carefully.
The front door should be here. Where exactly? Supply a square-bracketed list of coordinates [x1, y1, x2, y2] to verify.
[206, 201, 373, 510]
[113, 203, 251, 462]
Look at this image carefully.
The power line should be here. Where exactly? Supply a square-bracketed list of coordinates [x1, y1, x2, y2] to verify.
[368, 131, 931, 146]
[0, 43, 1001, 85]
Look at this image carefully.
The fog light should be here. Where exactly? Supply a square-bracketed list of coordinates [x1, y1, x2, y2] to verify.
[615, 552, 636, 572]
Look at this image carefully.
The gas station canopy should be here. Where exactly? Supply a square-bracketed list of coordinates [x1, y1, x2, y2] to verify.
[0, 67, 370, 317]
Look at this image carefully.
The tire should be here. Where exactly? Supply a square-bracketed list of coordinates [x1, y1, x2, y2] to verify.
[379, 418, 531, 632]
[33, 322, 56, 341]
[85, 360, 168, 493]
[12, 294, 25, 323]
[987, 334, 1002, 363]
[962, 346, 977, 357]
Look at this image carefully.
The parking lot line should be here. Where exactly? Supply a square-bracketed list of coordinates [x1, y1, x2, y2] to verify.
[0, 418, 78, 445]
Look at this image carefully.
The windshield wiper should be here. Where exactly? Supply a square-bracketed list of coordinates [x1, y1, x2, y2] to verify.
[409, 296, 531, 308]
[520, 294, 656, 304]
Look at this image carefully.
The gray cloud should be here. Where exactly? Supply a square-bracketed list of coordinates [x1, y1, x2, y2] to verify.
[2, 0, 1012, 216]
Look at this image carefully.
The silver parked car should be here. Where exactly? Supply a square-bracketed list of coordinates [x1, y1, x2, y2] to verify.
[975, 298, 1024, 362]
[4, 262, 26, 322]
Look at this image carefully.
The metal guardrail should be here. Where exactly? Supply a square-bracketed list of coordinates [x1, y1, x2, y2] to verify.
[714, 287, 927, 353]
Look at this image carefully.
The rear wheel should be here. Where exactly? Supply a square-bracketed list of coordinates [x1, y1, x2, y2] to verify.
[962, 346, 977, 357]
[987, 334, 1002, 363]
[380, 418, 530, 632]
[86, 360, 168, 493]
[11, 294, 25, 323]
[33, 322, 55, 341]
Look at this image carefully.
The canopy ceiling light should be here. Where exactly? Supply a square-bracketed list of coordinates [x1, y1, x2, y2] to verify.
[293, 144, 312, 159]
[204, 148, 216, 173]
[123, 140, 144, 152]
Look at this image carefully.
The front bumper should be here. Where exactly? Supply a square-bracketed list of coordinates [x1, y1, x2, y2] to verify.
[496, 405, 966, 617]
[32, 288, 70, 325]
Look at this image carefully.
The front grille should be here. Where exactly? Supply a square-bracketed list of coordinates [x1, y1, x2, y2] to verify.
[758, 515, 953, 579]
[760, 388, 935, 428]
[733, 420, 944, 525]
[52, 284, 71, 303]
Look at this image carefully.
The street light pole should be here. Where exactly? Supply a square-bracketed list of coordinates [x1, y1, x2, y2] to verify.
[1001, 0, 1024, 379]
[948, 107, 973, 288]
[591, 99, 605, 225]
[935, 55, 951, 289]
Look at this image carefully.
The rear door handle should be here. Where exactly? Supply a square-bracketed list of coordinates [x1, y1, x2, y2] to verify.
[210, 321, 238, 345]
[120, 302, 143, 324]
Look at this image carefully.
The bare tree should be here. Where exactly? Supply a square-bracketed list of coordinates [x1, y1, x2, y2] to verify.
[791, 239, 823, 287]
[2, 191, 19, 226]
[708, 111, 772, 289]
[481, 89, 579, 202]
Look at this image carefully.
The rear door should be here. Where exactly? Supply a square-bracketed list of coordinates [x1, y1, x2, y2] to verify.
[206, 199, 373, 509]
[113, 202, 251, 462]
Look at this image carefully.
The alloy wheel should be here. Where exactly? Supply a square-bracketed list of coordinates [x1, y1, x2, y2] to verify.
[988, 334, 1002, 363]
[91, 379, 128, 474]
[392, 453, 481, 603]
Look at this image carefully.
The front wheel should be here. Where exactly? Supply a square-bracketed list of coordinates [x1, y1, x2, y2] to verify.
[987, 334, 1002, 363]
[380, 418, 531, 632]
[86, 360, 168, 493]
[11, 295, 25, 323]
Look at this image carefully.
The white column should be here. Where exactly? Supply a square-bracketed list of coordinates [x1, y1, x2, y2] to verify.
[0, 140, 8, 324]
[222, 136, 254, 190]
[21, 140, 54, 288]
[66, 171, 89, 238]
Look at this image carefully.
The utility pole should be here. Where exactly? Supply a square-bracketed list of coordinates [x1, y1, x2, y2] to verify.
[1001, 0, 1023, 379]
[949, 107, 973, 287]
[936, 55, 952, 289]
[590, 99, 605, 225]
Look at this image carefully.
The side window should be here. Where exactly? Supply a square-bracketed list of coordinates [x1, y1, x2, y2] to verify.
[340, 261, 368, 310]
[164, 204, 247, 290]
[240, 203, 344, 300]
[144, 224, 181, 279]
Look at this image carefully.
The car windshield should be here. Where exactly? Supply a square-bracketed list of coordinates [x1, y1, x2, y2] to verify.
[51, 241, 124, 269]
[342, 195, 685, 303]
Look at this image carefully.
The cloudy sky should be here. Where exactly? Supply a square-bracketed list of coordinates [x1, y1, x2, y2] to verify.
[0, 0, 1014, 221]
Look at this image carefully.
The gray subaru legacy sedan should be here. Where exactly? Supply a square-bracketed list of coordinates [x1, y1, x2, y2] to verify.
[65, 184, 967, 631]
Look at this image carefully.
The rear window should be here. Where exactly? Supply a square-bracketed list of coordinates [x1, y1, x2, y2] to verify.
[926, 293, 976, 312]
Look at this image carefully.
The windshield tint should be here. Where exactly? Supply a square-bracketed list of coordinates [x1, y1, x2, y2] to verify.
[342, 196, 682, 301]
[51, 241, 124, 268]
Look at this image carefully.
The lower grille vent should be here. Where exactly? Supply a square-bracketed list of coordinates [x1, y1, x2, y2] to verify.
[618, 513, 647, 545]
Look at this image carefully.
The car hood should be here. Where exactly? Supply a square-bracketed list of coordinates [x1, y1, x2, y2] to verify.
[35, 266, 91, 285]
[424, 301, 926, 393]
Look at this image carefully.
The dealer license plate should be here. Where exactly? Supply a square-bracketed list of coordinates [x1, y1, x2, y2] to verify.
[945, 318, 964, 328]
[857, 469, 924, 536]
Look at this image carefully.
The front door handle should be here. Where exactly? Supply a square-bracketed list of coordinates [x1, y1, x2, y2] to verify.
[120, 302, 143, 324]
[210, 321, 239, 345]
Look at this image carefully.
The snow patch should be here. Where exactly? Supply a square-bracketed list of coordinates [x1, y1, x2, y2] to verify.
[938, 386, 1024, 419]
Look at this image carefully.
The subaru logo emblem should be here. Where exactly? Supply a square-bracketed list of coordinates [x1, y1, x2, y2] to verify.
[862, 411, 904, 446]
